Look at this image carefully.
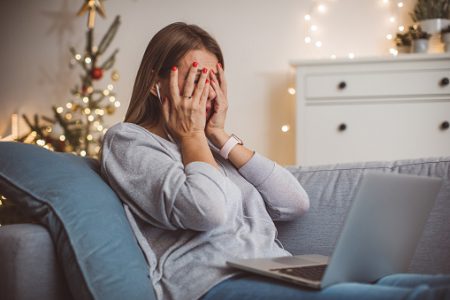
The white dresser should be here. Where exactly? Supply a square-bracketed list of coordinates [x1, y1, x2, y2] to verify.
[290, 53, 450, 166]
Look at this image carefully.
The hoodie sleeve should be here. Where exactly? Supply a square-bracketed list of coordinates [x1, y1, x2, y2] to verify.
[100, 125, 229, 231]
[238, 152, 310, 221]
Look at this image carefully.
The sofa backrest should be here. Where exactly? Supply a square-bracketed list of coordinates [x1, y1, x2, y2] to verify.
[278, 157, 450, 274]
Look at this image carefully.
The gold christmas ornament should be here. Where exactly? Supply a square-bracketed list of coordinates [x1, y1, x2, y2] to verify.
[111, 70, 120, 81]
[106, 105, 116, 115]
[76, 0, 106, 29]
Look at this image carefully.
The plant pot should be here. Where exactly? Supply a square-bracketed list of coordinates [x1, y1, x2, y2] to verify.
[412, 39, 429, 53]
[443, 33, 450, 52]
[442, 32, 450, 43]
[418, 18, 450, 34]
[396, 45, 411, 54]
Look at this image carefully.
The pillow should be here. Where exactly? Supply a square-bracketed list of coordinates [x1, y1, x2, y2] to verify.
[0, 141, 156, 300]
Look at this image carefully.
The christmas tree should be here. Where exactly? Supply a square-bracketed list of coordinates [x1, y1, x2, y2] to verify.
[18, 0, 121, 159]
[1, 0, 121, 225]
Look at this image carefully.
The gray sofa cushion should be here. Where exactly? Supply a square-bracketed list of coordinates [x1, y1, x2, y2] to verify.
[278, 157, 450, 274]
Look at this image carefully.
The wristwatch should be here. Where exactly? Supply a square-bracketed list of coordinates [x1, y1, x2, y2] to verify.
[219, 134, 243, 159]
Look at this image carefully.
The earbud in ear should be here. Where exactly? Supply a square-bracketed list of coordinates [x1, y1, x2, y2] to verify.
[155, 83, 162, 104]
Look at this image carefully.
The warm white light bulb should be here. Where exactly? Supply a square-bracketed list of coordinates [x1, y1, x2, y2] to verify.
[386, 34, 393, 40]
[315, 41, 322, 48]
[66, 102, 73, 109]
[397, 2, 404, 8]
[288, 88, 296, 95]
[304, 36, 312, 44]
[281, 125, 290, 133]
[311, 25, 318, 31]
[84, 57, 92, 64]
[75, 54, 82, 60]
[80, 150, 87, 157]
[348, 53, 355, 59]
[83, 97, 89, 103]
[304, 14, 311, 21]
[107, 84, 114, 91]
[389, 48, 399, 56]
[87, 134, 93, 141]
[114, 101, 121, 108]
[88, 115, 95, 122]
[109, 96, 116, 102]
[84, 108, 91, 115]
[59, 135, 66, 142]
[398, 25, 405, 32]
[318, 4, 326, 13]
[56, 106, 64, 113]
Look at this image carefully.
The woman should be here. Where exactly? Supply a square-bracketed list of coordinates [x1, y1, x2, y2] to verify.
[100, 22, 449, 300]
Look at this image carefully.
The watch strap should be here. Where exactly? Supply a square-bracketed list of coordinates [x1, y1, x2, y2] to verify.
[219, 134, 243, 159]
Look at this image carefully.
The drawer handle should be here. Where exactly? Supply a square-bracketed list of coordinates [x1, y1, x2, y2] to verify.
[338, 81, 347, 90]
[338, 123, 347, 131]
[440, 77, 449, 87]
[440, 121, 449, 130]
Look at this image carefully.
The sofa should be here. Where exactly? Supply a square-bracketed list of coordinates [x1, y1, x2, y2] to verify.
[0, 141, 449, 300]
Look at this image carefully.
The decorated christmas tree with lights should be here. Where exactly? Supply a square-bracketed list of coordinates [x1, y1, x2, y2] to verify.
[18, 0, 121, 158]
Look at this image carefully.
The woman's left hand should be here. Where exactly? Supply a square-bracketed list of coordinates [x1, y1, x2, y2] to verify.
[205, 63, 229, 146]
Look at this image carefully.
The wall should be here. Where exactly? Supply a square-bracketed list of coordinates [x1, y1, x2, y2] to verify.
[0, 0, 416, 165]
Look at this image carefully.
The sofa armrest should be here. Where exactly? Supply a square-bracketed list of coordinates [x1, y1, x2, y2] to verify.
[276, 156, 450, 274]
[0, 223, 72, 300]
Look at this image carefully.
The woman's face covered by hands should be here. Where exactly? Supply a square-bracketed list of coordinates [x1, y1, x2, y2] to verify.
[159, 49, 219, 121]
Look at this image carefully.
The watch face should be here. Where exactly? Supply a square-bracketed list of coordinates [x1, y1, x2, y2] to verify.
[232, 134, 243, 145]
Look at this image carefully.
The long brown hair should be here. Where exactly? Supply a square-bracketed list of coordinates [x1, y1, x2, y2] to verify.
[124, 22, 224, 127]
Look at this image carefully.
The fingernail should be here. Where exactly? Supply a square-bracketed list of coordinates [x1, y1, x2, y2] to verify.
[193, 61, 198, 67]
[211, 79, 215, 83]
[206, 79, 210, 84]
[171, 66, 177, 71]
[218, 63, 222, 68]
[202, 67, 208, 74]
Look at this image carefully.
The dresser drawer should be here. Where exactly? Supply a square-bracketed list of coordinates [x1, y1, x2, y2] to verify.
[302, 102, 450, 165]
[305, 69, 450, 100]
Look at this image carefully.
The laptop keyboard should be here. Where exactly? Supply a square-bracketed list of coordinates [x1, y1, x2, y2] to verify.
[273, 264, 327, 282]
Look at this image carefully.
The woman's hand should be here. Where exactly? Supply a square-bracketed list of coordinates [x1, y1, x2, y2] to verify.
[161, 65, 210, 143]
[206, 63, 229, 147]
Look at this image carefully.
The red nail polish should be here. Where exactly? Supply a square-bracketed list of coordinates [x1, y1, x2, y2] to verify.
[206, 79, 210, 84]
[193, 61, 198, 67]
[171, 66, 177, 71]
[202, 68, 208, 74]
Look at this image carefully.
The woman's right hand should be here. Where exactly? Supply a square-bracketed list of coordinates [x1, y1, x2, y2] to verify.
[161, 65, 210, 143]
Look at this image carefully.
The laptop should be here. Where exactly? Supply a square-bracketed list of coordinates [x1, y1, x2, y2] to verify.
[227, 172, 442, 289]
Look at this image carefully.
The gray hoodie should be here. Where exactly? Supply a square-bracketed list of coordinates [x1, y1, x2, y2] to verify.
[100, 122, 310, 300]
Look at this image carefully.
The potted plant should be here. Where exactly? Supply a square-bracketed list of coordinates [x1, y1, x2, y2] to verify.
[410, 0, 450, 34]
[394, 32, 412, 53]
[409, 26, 432, 53]
[442, 25, 450, 52]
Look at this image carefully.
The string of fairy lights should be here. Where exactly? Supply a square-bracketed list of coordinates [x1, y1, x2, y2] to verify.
[302, 0, 407, 58]
[281, 0, 408, 133]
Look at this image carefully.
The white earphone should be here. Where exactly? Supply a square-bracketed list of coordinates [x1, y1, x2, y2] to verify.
[155, 83, 162, 105]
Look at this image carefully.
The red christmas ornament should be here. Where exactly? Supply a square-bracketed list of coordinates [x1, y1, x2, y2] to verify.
[91, 67, 103, 80]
